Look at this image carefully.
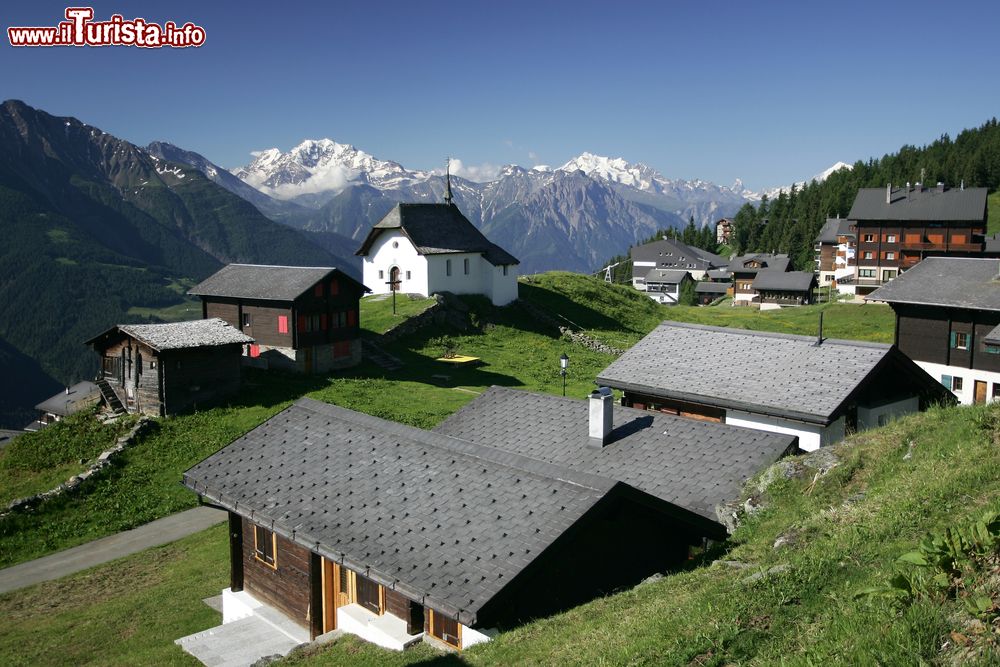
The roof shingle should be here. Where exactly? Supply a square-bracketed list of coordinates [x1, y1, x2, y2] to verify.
[189, 264, 367, 301]
[866, 257, 1000, 311]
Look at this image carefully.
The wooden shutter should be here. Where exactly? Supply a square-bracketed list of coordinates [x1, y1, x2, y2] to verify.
[297, 315, 306, 332]
[329, 279, 339, 295]
[320, 314, 327, 330]
[250, 344, 260, 358]
[347, 310, 357, 327]
[277, 315, 288, 334]
[314, 284, 323, 297]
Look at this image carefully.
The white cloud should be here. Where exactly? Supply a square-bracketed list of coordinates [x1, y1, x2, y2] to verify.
[249, 150, 264, 157]
[528, 151, 538, 161]
[264, 163, 360, 199]
[435, 158, 502, 183]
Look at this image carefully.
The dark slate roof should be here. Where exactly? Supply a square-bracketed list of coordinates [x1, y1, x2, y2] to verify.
[866, 257, 1000, 311]
[34, 381, 100, 416]
[0, 429, 23, 447]
[984, 324, 1000, 346]
[986, 233, 1000, 254]
[189, 264, 369, 301]
[848, 185, 988, 222]
[706, 269, 732, 281]
[727, 254, 790, 274]
[596, 322, 896, 424]
[816, 218, 855, 244]
[86, 318, 253, 352]
[752, 270, 817, 292]
[182, 398, 715, 626]
[355, 204, 519, 266]
[695, 282, 729, 294]
[631, 239, 726, 277]
[644, 268, 690, 284]
[434, 387, 796, 521]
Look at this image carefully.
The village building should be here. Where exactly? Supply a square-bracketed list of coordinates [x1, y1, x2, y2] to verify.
[814, 217, 856, 287]
[596, 322, 952, 450]
[630, 238, 727, 289]
[85, 319, 253, 417]
[178, 395, 747, 660]
[355, 202, 519, 307]
[189, 264, 369, 374]
[867, 257, 1000, 405]
[640, 268, 693, 305]
[727, 253, 791, 306]
[752, 270, 818, 309]
[695, 282, 729, 306]
[715, 217, 733, 245]
[848, 183, 988, 296]
[23, 380, 101, 431]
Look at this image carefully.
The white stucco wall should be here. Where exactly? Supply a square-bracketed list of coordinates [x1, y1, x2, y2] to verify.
[857, 396, 919, 430]
[427, 252, 486, 297]
[489, 263, 519, 306]
[913, 360, 1000, 406]
[363, 232, 429, 296]
[724, 410, 843, 451]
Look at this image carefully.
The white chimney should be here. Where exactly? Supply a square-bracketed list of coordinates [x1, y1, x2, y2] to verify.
[886, 183, 891, 204]
[589, 387, 613, 448]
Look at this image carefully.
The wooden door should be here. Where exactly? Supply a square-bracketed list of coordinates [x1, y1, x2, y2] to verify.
[975, 380, 987, 405]
[389, 266, 400, 291]
[321, 559, 337, 633]
[304, 347, 313, 374]
[336, 564, 356, 608]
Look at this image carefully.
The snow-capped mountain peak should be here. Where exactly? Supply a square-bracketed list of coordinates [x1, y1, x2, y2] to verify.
[753, 161, 853, 201]
[558, 152, 660, 191]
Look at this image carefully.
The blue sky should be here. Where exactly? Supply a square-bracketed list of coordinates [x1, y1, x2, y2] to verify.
[3, 0, 998, 190]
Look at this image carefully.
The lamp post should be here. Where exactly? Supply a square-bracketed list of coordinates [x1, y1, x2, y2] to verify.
[559, 353, 569, 397]
[385, 277, 401, 315]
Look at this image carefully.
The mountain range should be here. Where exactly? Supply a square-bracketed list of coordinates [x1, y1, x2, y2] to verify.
[0, 100, 343, 427]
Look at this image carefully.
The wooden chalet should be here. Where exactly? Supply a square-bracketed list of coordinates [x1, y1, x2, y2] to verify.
[189, 265, 370, 374]
[867, 257, 1000, 405]
[596, 321, 953, 451]
[752, 270, 817, 308]
[727, 253, 791, 306]
[86, 319, 253, 417]
[24, 380, 101, 431]
[179, 391, 793, 659]
[849, 183, 989, 295]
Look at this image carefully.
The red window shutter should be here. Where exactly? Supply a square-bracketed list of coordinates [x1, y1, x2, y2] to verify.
[250, 344, 260, 358]
[314, 284, 323, 297]
[277, 315, 288, 334]
[347, 310, 357, 326]
[297, 315, 306, 332]
[329, 279, 339, 295]
[320, 314, 327, 330]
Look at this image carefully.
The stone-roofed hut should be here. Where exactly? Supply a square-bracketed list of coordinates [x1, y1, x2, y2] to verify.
[356, 203, 519, 306]
[86, 318, 253, 417]
[752, 270, 818, 308]
[27, 380, 101, 430]
[189, 264, 369, 374]
[181, 397, 725, 653]
[867, 257, 1000, 405]
[596, 321, 952, 450]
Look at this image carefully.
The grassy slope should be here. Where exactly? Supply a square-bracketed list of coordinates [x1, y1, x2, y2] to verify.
[989, 191, 1000, 235]
[359, 293, 437, 335]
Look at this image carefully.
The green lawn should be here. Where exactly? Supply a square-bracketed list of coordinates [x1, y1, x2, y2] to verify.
[127, 298, 202, 322]
[359, 293, 437, 335]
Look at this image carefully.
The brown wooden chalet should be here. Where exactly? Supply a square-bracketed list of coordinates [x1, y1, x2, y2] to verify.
[188, 264, 370, 374]
[867, 257, 1000, 405]
[178, 391, 788, 659]
[86, 319, 253, 417]
[727, 253, 791, 306]
[752, 270, 817, 307]
[849, 183, 989, 295]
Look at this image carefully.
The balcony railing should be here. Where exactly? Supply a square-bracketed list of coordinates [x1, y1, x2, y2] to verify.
[900, 242, 983, 252]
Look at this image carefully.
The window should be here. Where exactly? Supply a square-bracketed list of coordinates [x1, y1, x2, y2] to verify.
[951, 331, 969, 350]
[405, 270, 411, 280]
[378, 270, 384, 279]
[941, 374, 952, 388]
[446, 259, 452, 276]
[277, 315, 288, 334]
[993, 383, 1000, 400]
[242, 313, 251, 328]
[885, 234, 897, 243]
[881, 270, 895, 281]
[463, 258, 469, 275]
[503, 265, 508, 276]
[150, 360, 156, 369]
[863, 234, 874, 242]
[329, 279, 339, 295]
[253, 525, 277, 568]
[859, 269, 876, 278]
[863, 251, 873, 260]
[884, 252, 895, 260]
[953, 376, 964, 392]
[314, 284, 323, 297]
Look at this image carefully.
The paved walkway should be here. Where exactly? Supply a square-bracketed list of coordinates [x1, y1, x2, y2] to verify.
[0, 505, 226, 595]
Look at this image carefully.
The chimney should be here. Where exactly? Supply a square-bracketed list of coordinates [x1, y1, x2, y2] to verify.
[961, 179, 965, 191]
[815, 311, 824, 346]
[588, 387, 613, 448]
[64, 386, 70, 395]
[886, 183, 891, 204]
[936, 182, 945, 193]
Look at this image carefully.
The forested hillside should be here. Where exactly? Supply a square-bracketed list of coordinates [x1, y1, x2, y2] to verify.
[732, 118, 1000, 269]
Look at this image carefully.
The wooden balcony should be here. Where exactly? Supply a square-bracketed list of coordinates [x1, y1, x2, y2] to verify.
[900, 241, 982, 252]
